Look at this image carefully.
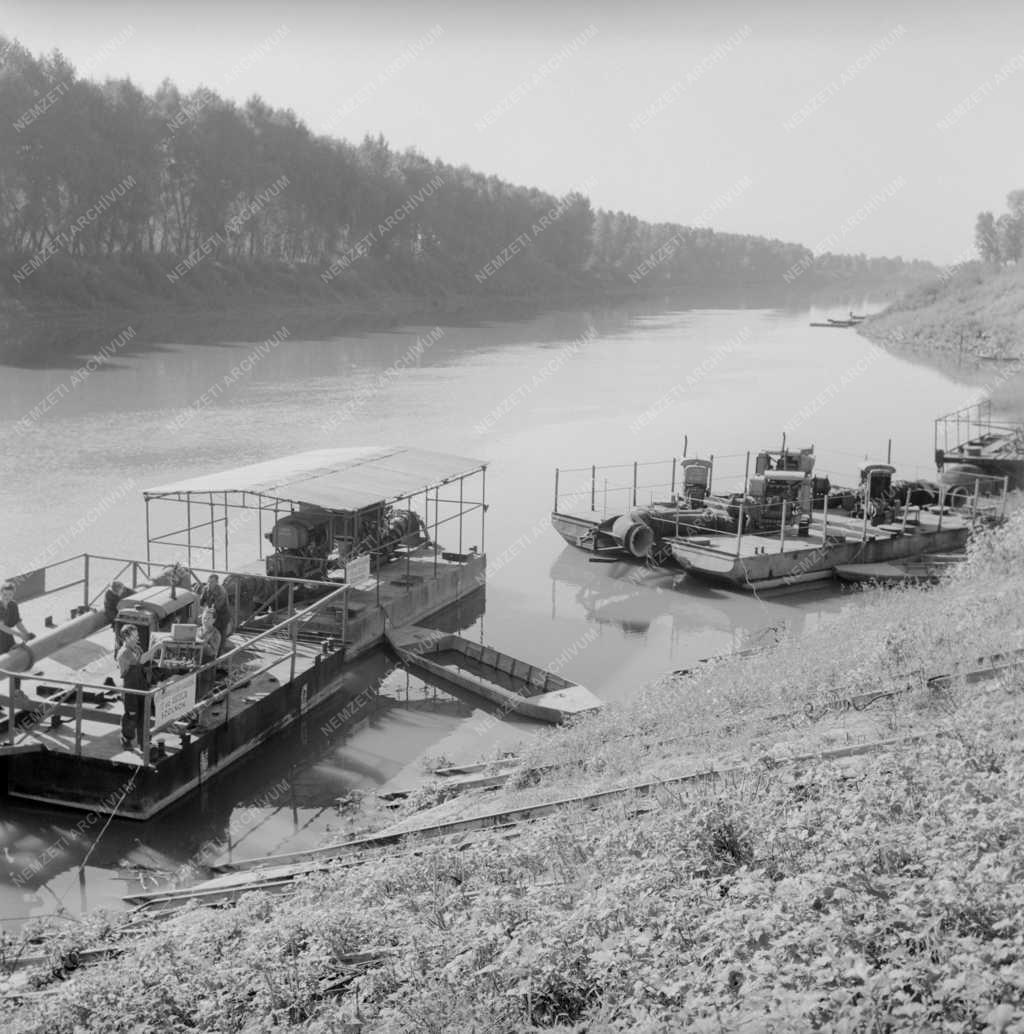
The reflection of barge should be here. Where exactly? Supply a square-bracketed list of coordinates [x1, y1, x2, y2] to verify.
[0, 447, 488, 819]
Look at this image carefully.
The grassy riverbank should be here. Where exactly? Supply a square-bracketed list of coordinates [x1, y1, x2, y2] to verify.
[6, 515, 1024, 1031]
[860, 264, 1024, 365]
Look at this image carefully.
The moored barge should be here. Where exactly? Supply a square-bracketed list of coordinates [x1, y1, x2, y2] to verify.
[935, 400, 1024, 492]
[0, 446, 488, 819]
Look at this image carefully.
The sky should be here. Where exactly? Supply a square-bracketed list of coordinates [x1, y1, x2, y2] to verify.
[5, 0, 1024, 264]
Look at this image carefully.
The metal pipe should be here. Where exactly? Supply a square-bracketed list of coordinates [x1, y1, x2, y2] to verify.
[0, 610, 110, 674]
[553, 468, 560, 512]
[682, 434, 688, 458]
[458, 476, 464, 554]
[670, 457, 676, 497]
[823, 488, 829, 539]
[632, 462, 638, 506]
[887, 438, 892, 465]
[591, 465, 596, 511]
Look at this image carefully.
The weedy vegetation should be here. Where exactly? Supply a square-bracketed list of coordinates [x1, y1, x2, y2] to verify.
[5, 513, 1024, 1031]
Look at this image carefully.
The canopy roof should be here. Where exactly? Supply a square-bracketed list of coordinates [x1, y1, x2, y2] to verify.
[145, 446, 487, 512]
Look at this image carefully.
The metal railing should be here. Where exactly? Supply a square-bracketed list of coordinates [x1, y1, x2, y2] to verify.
[1, 583, 349, 766]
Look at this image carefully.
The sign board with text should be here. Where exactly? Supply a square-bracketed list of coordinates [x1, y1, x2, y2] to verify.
[344, 554, 372, 587]
[153, 673, 197, 729]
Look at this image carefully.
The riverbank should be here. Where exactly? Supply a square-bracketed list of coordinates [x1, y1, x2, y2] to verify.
[859, 264, 1024, 367]
[6, 509, 1024, 1031]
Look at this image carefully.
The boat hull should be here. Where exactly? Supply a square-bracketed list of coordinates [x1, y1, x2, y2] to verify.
[668, 519, 970, 591]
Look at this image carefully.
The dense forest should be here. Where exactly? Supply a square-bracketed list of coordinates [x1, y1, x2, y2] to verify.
[1, 37, 934, 310]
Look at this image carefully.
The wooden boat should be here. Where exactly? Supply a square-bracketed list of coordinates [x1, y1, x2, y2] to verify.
[834, 554, 965, 585]
[387, 626, 603, 723]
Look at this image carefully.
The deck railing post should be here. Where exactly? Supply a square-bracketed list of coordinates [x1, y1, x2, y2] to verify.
[823, 489, 829, 539]
[553, 468, 560, 512]
[140, 690, 152, 765]
[75, 684, 84, 756]
[708, 454, 714, 494]
[862, 472, 872, 541]
[82, 554, 90, 609]
[591, 465, 596, 512]
[670, 457, 677, 498]
[779, 501, 787, 553]
[736, 502, 744, 557]
[632, 462, 638, 506]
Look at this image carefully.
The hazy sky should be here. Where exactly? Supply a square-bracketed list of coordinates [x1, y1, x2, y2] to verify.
[6, 0, 1023, 264]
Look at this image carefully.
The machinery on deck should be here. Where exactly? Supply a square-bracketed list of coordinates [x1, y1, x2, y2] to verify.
[264, 506, 427, 581]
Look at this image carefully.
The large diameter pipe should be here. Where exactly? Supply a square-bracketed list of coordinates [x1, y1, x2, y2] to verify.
[610, 513, 655, 558]
[0, 610, 110, 675]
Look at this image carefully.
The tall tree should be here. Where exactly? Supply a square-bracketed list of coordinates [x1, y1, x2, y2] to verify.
[975, 211, 1000, 264]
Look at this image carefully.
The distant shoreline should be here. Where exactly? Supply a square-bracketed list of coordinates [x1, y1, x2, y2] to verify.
[0, 255, 926, 367]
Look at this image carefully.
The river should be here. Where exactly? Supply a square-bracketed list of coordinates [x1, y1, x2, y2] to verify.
[0, 293, 1008, 927]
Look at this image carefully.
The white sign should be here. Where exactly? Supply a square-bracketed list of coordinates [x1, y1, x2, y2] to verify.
[153, 673, 197, 729]
[345, 554, 372, 586]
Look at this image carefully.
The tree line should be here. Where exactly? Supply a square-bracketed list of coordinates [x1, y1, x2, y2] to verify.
[1, 37, 930, 298]
[975, 192, 1024, 266]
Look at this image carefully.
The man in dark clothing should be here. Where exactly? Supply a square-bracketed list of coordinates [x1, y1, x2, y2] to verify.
[0, 582, 34, 655]
[199, 574, 232, 639]
[117, 624, 155, 749]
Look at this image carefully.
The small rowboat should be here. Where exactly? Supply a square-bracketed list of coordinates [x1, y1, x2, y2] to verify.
[387, 626, 603, 723]
[834, 554, 965, 585]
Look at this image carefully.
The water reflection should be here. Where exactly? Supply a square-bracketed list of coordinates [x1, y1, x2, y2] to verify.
[548, 545, 845, 659]
[0, 594, 487, 928]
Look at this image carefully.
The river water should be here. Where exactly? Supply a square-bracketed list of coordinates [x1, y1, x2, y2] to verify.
[0, 294, 1007, 926]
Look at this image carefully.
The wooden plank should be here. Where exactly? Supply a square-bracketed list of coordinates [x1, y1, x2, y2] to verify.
[136, 733, 926, 906]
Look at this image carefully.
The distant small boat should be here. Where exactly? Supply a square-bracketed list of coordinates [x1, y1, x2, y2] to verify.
[387, 626, 603, 723]
[810, 321, 854, 328]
